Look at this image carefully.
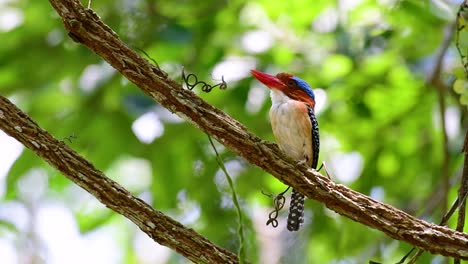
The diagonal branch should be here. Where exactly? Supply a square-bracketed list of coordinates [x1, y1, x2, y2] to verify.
[7, 0, 466, 260]
[0, 96, 239, 263]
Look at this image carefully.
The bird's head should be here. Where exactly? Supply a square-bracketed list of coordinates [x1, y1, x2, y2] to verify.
[251, 69, 315, 109]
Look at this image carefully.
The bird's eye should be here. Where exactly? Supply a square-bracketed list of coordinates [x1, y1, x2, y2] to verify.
[287, 79, 295, 87]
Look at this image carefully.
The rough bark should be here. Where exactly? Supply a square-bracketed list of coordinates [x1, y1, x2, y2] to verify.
[1, 0, 467, 261]
[0, 97, 238, 263]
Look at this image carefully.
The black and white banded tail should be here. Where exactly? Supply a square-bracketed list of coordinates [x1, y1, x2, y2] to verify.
[287, 189, 305, 231]
[287, 105, 319, 231]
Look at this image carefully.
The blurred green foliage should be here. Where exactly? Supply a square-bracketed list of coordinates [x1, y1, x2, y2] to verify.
[1, 0, 467, 263]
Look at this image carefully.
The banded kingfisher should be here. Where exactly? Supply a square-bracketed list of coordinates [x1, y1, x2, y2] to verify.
[251, 69, 320, 232]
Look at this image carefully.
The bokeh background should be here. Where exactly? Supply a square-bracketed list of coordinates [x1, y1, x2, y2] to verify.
[1, 0, 468, 263]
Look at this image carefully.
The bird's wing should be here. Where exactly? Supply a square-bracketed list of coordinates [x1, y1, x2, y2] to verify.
[307, 105, 320, 169]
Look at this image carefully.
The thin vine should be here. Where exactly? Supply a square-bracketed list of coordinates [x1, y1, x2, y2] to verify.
[207, 136, 246, 264]
[179, 70, 243, 262]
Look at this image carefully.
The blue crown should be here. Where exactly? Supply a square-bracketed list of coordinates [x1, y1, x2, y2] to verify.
[292, 76, 315, 100]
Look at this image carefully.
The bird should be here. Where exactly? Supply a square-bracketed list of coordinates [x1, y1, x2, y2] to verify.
[251, 69, 319, 231]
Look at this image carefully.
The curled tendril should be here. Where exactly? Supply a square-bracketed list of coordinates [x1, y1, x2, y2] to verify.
[182, 68, 227, 92]
[262, 186, 291, 228]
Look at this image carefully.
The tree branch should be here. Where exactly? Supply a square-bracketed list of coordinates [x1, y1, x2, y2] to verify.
[0, 96, 239, 263]
[5, 0, 465, 260]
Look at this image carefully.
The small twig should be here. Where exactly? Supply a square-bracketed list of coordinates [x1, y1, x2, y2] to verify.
[207, 136, 245, 264]
[441, 194, 467, 226]
[317, 161, 332, 179]
[396, 248, 416, 264]
[182, 68, 227, 92]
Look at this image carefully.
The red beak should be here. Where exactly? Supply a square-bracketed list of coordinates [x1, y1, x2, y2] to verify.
[251, 69, 285, 89]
